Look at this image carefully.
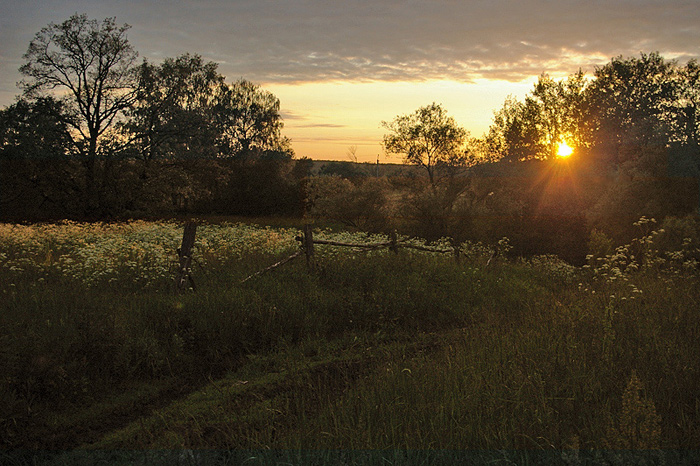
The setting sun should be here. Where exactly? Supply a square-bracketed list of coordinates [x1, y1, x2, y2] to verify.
[556, 141, 574, 158]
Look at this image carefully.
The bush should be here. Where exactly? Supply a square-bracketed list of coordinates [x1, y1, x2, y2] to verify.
[306, 175, 391, 232]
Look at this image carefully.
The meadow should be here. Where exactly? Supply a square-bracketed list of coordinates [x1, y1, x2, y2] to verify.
[1, 218, 700, 464]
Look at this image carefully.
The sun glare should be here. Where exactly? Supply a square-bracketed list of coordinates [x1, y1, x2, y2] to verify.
[557, 141, 574, 158]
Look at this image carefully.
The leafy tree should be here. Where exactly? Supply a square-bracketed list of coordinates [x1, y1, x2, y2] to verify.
[212, 80, 295, 214]
[585, 52, 676, 159]
[669, 59, 700, 148]
[0, 97, 73, 160]
[487, 72, 588, 161]
[382, 103, 497, 240]
[529, 71, 588, 159]
[487, 96, 544, 161]
[215, 79, 292, 158]
[0, 97, 80, 218]
[125, 54, 224, 161]
[19, 14, 139, 215]
[382, 103, 469, 189]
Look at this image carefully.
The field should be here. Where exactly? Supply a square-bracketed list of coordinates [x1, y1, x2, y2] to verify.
[2, 219, 700, 464]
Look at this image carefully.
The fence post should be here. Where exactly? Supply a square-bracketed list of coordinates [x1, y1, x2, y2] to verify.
[452, 238, 461, 264]
[303, 224, 316, 271]
[174, 221, 197, 294]
[390, 230, 399, 254]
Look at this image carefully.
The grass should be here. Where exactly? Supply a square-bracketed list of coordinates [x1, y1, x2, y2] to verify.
[1, 220, 700, 464]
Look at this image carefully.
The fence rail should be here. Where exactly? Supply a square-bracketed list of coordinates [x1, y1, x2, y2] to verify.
[242, 225, 459, 282]
[172, 222, 469, 290]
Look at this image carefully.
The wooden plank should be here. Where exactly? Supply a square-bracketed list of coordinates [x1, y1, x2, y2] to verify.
[241, 250, 302, 283]
[312, 238, 392, 249]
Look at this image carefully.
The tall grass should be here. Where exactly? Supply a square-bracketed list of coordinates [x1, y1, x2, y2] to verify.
[1, 219, 700, 455]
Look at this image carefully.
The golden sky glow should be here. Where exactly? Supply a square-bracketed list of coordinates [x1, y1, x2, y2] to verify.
[267, 78, 538, 162]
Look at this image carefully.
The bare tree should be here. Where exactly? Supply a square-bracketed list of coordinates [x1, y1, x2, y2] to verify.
[346, 145, 358, 163]
[19, 14, 139, 214]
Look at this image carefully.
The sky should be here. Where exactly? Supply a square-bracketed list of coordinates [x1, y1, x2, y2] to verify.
[1, 0, 699, 162]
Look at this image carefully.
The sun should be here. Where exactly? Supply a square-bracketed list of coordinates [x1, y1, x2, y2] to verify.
[556, 140, 574, 158]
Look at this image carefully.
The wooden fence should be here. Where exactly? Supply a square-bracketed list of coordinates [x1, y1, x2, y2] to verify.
[242, 224, 460, 283]
[174, 222, 478, 292]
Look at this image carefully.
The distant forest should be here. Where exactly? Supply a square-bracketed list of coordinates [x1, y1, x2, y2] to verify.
[1, 14, 699, 263]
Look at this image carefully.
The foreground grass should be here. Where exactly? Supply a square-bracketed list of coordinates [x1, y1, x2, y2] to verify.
[2, 221, 700, 463]
[70, 275, 700, 453]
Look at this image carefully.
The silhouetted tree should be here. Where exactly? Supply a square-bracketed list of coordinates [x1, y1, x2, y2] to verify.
[382, 103, 470, 189]
[124, 54, 224, 162]
[0, 97, 73, 160]
[383, 103, 491, 240]
[0, 97, 80, 218]
[216, 79, 292, 158]
[670, 59, 700, 148]
[529, 71, 588, 159]
[585, 52, 676, 161]
[487, 96, 544, 161]
[487, 72, 588, 161]
[19, 14, 139, 215]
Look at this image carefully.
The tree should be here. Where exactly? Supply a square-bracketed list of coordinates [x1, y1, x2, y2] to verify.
[487, 96, 544, 161]
[0, 97, 73, 160]
[125, 54, 224, 162]
[487, 72, 588, 161]
[0, 97, 80, 218]
[382, 103, 469, 189]
[529, 71, 588, 159]
[669, 59, 700, 148]
[19, 14, 139, 214]
[585, 52, 676, 159]
[215, 79, 292, 158]
[346, 145, 359, 163]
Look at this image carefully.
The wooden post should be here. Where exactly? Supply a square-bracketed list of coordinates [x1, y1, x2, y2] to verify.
[174, 221, 197, 294]
[390, 230, 399, 254]
[303, 224, 316, 271]
[452, 239, 461, 264]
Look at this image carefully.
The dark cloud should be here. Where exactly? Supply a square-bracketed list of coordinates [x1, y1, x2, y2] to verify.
[2, 0, 700, 104]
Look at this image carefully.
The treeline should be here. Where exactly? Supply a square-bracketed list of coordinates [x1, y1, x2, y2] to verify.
[0, 15, 311, 220]
[308, 53, 700, 263]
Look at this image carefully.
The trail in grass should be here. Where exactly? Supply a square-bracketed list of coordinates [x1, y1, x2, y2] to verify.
[84, 330, 457, 450]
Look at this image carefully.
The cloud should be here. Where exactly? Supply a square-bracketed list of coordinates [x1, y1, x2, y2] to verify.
[2, 0, 700, 106]
[280, 110, 346, 127]
[279, 110, 308, 121]
[181, 0, 700, 83]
